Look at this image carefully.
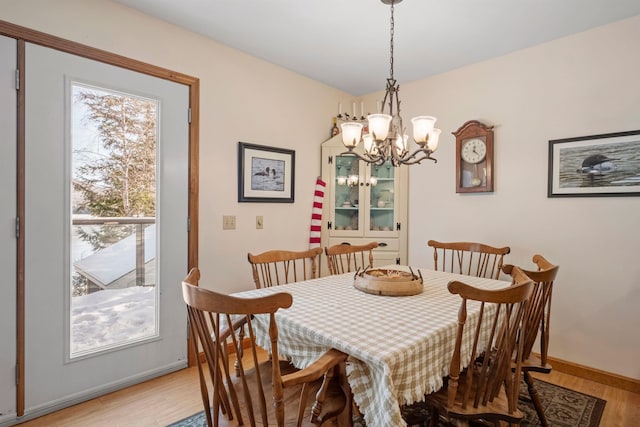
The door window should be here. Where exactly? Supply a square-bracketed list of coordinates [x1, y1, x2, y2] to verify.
[70, 83, 159, 357]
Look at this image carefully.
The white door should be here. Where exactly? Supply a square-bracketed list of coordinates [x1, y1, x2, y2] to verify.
[24, 43, 189, 414]
[0, 35, 17, 422]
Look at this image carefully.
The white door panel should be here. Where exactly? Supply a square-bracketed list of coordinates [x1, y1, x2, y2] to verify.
[24, 43, 188, 412]
[0, 35, 17, 421]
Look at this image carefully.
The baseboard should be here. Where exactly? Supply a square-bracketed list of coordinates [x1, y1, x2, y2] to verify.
[544, 354, 640, 394]
[0, 361, 187, 427]
[198, 337, 253, 363]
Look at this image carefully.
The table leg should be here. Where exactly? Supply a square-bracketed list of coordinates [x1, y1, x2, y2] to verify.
[336, 363, 354, 427]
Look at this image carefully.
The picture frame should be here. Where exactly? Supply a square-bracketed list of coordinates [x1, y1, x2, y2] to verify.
[548, 130, 640, 197]
[238, 142, 295, 203]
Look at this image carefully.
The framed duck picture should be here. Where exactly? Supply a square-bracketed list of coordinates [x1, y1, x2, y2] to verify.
[238, 142, 295, 202]
[548, 130, 640, 197]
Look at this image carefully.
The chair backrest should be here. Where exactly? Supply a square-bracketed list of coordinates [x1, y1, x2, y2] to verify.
[446, 266, 533, 417]
[428, 240, 510, 279]
[503, 254, 559, 366]
[248, 247, 323, 289]
[183, 268, 347, 427]
[324, 242, 378, 275]
[183, 267, 292, 426]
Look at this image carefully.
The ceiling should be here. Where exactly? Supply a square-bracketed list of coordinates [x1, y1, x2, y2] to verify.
[115, 0, 640, 96]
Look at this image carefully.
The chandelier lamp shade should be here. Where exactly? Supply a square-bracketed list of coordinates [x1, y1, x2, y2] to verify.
[340, 0, 441, 167]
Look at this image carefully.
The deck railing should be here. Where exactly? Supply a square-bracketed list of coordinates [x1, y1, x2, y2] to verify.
[72, 216, 155, 287]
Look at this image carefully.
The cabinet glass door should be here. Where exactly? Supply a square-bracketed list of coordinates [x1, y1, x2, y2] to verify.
[369, 161, 396, 232]
[333, 154, 361, 232]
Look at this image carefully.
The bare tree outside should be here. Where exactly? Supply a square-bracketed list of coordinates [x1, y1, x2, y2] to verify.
[73, 86, 156, 239]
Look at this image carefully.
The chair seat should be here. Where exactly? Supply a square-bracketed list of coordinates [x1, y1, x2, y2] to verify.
[402, 373, 524, 426]
[521, 353, 552, 374]
[229, 359, 347, 426]
[429, 377, 524, 424]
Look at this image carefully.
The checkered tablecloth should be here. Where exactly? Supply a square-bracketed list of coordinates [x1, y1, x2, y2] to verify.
[233, 268, 510, 427]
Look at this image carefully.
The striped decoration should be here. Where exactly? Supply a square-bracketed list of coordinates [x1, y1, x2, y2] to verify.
[309, 178, 326, 248]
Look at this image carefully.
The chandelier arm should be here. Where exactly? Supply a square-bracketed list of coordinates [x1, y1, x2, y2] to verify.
[339, 150, 387, 166]
[381, 82, 392, 114]
[406, 148, 434, 158]
[389, 142, 403, 161]
[400, 151, 438, 165]
[395, 88, 402, 126]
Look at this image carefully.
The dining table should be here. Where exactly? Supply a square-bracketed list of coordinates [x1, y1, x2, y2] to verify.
[232, 267, 511, 427]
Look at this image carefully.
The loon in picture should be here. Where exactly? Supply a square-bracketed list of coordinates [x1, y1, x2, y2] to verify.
[254, 166, 271, 176]
[577, 154, 617, 175]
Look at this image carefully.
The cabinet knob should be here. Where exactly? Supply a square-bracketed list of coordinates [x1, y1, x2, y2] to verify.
[378, 242, 388, 247]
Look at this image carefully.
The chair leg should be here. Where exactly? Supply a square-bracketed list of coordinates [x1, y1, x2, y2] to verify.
[297, 383, 311, 427]
[429, 405, 439, 427]
[523, 371, 548, 427]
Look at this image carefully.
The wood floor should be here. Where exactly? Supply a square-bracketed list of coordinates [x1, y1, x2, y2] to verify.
[14, 367, 640, 426]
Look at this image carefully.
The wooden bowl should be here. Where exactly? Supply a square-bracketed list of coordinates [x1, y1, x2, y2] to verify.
[354, 268, 423, 296]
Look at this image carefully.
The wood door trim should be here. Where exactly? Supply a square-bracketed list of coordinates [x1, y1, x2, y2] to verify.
[0, 20, 196, 85]
[0, 19, 200, 416]
[16, 38, 25, 417]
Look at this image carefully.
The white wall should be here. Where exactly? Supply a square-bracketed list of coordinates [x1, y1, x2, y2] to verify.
[1, 0, 349, 295]
[3, 1, 638, 378]
[393, 16, 640, 379]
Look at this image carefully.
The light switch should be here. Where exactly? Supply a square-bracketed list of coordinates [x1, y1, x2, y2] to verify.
[222, 215, 236, 230]
[256, 216, 263, 229]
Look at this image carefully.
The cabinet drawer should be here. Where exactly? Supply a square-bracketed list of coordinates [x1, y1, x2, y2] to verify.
[327, 237, 399, 252]
[372, 251, 400, 268]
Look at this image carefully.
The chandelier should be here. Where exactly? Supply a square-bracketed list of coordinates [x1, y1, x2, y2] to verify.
[339, 0, 441, 167]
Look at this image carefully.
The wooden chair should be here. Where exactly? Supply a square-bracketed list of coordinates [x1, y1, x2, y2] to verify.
[182, 268, 349, 427]
[248, 247, 323, 289]
[503, 255, 559, 427]
[427, 240, 511, 280]
[324, 242, 378, 275]
[402, 266, 534, 427]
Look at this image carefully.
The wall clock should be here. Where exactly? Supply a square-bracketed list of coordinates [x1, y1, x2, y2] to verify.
[453, 120, 494, 193]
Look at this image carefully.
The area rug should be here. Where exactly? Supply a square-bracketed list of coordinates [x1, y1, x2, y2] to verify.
[167, 378, 606, 427]
[517, 378, 606, 427]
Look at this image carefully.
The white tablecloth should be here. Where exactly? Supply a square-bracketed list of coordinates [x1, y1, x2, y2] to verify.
[233, 268, 510, 427]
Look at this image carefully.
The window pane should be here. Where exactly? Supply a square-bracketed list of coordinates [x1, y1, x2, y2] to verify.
[70, 83, 158, 358]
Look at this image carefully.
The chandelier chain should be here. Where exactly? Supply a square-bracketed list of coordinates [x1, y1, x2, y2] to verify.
[389, 2, 395, 80]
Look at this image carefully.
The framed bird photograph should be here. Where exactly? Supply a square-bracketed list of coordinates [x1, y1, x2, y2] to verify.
[548, 130, 640, 197]
[238, 142, 295, 202]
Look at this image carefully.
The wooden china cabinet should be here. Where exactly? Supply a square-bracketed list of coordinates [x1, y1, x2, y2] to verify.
[320, 135, 408, 274]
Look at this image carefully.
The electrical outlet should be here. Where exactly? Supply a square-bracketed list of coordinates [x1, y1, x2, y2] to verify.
[222, 215, 236, 230]
[256, 215, 263, 229]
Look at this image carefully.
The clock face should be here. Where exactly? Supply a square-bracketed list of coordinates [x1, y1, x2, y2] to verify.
[461, 138, 487, 164]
